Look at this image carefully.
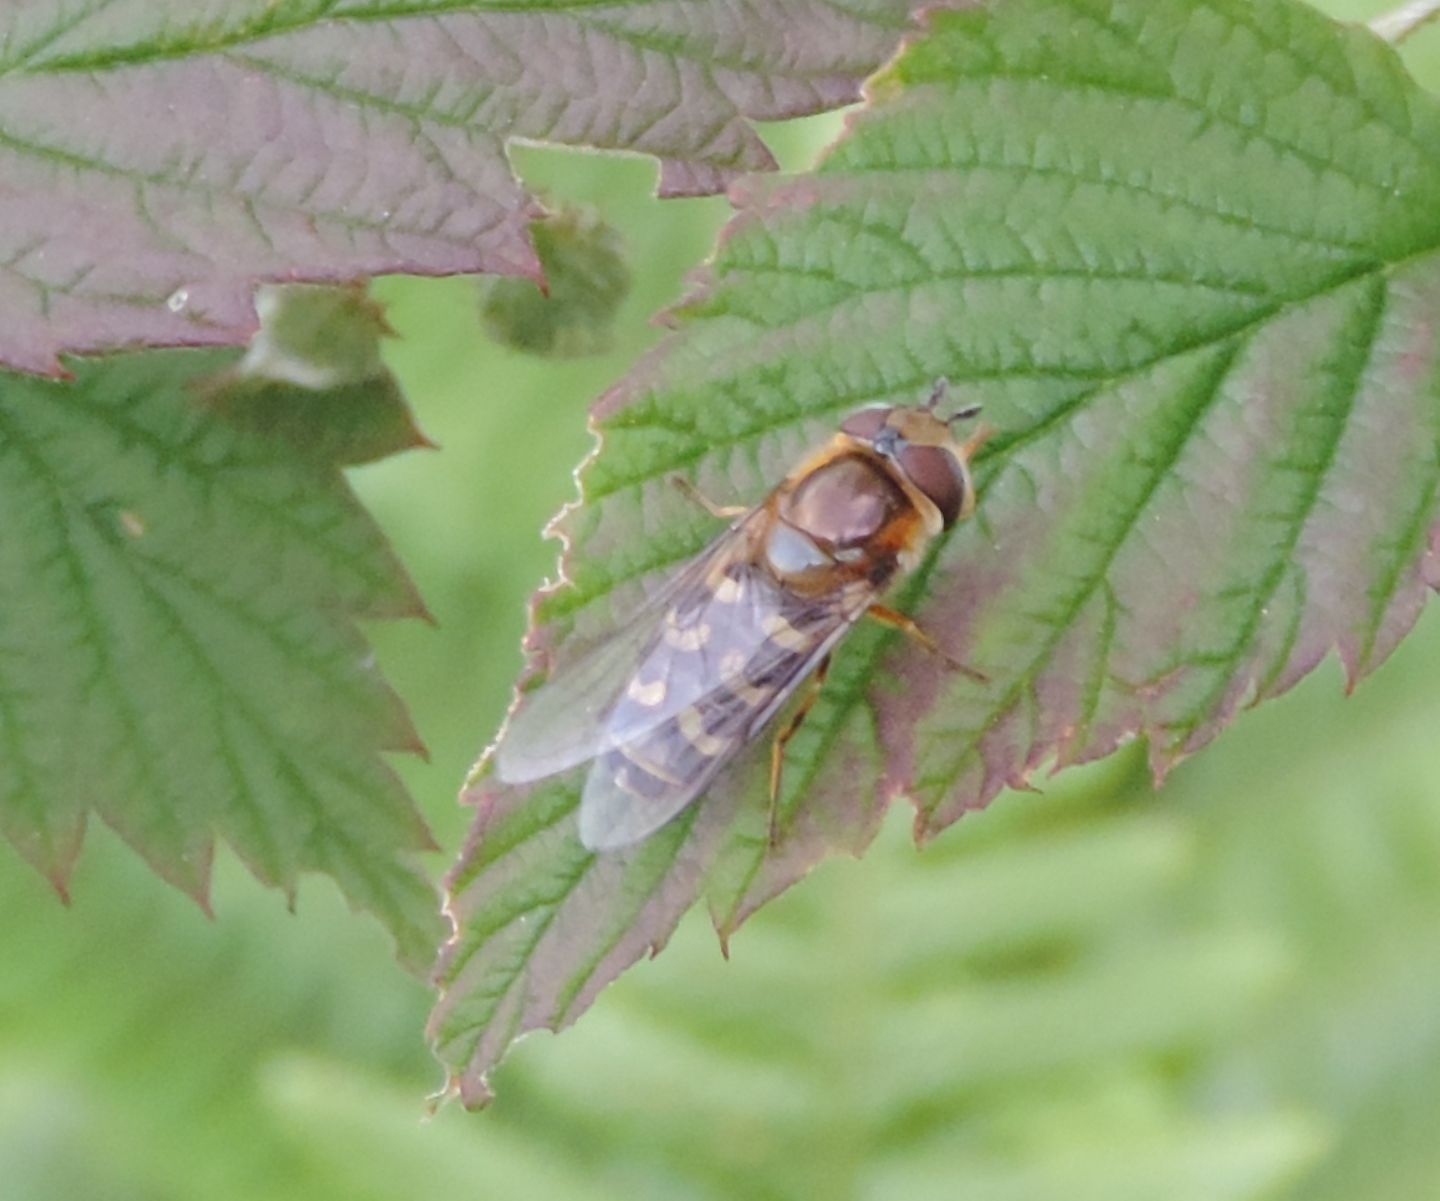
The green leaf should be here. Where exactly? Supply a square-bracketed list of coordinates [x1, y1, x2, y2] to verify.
[206, 284, 433, 467]
[0, 0, 943, 374]
[432, 0, 1440, 1097]
[1172, 616, 1440, 1200]
[479, 206, 633, 358]
[470, 787, 1322, 1197]
[0, 341, 439, 969]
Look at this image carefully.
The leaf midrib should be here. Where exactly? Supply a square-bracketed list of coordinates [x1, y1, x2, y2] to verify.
[567, 250, 1397, 631]
[687, 244, 1440, 911]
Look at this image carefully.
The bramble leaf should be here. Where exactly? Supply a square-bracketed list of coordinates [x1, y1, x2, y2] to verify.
[478, 206, 632, 358]
[0, 0, 944, 374]
[0, 324, 439, 969]
[205, 284, 432, 466]
[432, 0, 1440, 1099]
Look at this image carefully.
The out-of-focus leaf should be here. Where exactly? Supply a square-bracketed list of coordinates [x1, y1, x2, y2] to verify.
[4, 765, 1312, 1201]
[479, 790, 1320, 1197]
[861, 1113, 1323, 1201]
[1176, 620, 1440, 1201]
[206, 285, 432, 466]
[479, 206, 632, 358]
[238, 284, 393, 390]
[1369, 0, 1440, 42]
[0, 835, 438, 1201]
[433, 0, 1440, 1098]
[262, 1057, 631, 1201]
[0, 344, 439, 968]
[0, 0, 948, 375]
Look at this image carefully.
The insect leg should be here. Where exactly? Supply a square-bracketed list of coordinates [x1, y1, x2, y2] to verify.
[959, 423, 997, 459]
[767, 654, 831, 849]
[669, 475, 749, 520]
[866, 604, 989, 684]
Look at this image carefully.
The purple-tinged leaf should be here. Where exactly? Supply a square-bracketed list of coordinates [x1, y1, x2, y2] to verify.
[0, 0, 945, 374]
[432, 0, 1440, 1099]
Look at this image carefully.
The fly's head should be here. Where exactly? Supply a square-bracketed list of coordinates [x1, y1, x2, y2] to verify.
[839, 384, 985, 529]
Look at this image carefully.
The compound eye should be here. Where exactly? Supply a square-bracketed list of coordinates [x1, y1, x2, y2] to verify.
[840, 406, 892, 442]
[897, 444, 966, 527]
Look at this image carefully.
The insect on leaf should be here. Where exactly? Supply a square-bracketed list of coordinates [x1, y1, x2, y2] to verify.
[432, 0, 1440, 1102]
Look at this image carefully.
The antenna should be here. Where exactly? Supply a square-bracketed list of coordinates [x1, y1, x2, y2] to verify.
[924, 377, 981, 424]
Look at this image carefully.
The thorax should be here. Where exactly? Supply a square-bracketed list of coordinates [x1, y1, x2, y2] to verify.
[759, 453, 929, 593]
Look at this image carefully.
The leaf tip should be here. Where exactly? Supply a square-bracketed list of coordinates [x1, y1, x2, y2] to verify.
[141, 837, 217, 918]
[428, 1071, 491, 1114]
[410, 428, 442, 454]
[393, 725, 432, 763]
[458, 1074, 495, 1111]
[35, 356, 75, 382]
[398, 582, 438, 627]
[911, 805, 952, 849]
[47, 870, 74, 907]
[24, 818, 87, 905]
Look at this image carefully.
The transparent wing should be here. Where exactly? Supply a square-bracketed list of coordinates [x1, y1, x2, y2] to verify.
[494, 511, 770, 784]
[575, 600, 863, 850]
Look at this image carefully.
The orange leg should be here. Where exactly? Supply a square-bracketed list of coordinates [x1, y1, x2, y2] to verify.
[767, 654, 831, 849]
[867, 604, 989, 684]
[958, 423, 997, 459]
[669, 474, 748, 521]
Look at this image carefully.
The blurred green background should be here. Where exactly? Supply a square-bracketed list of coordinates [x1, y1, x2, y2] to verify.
[5, 3, 1440, 1197]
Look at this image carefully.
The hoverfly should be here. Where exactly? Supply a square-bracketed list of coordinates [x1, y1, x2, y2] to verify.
[495, 381, 989, 851]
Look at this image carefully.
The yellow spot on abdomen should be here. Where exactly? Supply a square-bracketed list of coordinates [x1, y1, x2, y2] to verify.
[618, 743, 683, 785]
[761, 612, 812, 651]
[627, 676, 667, 707]
[711, 574, 745, 604]
[664, 614, 711, 650]
[678, 708, 729, 757]
[718, 650, 770, 704]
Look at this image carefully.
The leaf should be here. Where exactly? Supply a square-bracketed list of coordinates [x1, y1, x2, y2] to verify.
[0, 341, 439, 970]
[432, 0, 1440, 1099]
[205, 284, 433, 466]
[1169, 612, 1440, 1201]
[0, 0, 947, 376]
[464, 785, 1321, 1199]
[478, 205, 633, 358]
[0, 822, 442, 1201]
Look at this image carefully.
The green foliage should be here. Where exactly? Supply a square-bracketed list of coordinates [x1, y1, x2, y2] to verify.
[475, 783, 1318, 1201]
[479, 205, 633, 357]
[435, 0, 1440, 1099]
[0, 317, 439, 967]
[2, 3, 1440, 1199]
[1181, 628, 1440, 1200]
[210, 285, 433, 466]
